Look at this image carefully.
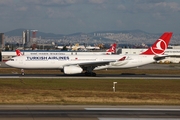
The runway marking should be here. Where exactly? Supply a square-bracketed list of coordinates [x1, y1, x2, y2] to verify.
[98, 118, 179, 120]
[0, 76, 19, 78]
[85, 108, 180, 111]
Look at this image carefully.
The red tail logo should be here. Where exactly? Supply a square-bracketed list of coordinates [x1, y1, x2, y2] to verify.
[106, 43, 117, 54]
[141, 32, 172, 55]
[150, 39, 167, 55]
[15, 49, 23, 56]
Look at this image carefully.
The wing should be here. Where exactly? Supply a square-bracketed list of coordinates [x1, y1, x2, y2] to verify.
[63, 60, 116, 69]
[78, 60, 116, 68]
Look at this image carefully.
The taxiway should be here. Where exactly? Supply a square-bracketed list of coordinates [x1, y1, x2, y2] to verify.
[0, 105, 180, 120]
[0, 73, 180, 79]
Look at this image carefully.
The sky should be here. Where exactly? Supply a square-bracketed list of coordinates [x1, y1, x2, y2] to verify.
[0, 0, 180, 34]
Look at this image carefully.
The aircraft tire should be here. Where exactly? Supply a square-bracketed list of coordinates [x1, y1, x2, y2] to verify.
[91, 72, 96, 76]
[85, 72, 96, 76]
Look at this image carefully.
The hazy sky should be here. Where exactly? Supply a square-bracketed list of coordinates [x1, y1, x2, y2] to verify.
[0, 0, 180, 34]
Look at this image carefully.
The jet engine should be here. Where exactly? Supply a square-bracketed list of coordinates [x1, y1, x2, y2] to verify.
[63, 66, 83, 74]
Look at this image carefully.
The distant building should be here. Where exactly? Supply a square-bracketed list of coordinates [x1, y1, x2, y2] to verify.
[25, 30, 30, 43]
[22, 31, 25, 45]
[0, 33, 5, 49]
[22, 30, 31, 48]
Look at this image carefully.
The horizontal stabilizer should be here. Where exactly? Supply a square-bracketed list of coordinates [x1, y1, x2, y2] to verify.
[153, 54, 169, 61]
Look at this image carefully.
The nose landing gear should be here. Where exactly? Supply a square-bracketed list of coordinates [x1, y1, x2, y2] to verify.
[21, 69, 24, 76]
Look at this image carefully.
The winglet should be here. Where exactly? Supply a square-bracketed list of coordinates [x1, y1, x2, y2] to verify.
[15, 49, 23, 56]
[106, 43, 117, 54]
[141, 32, 173, 55]
[119, 56, 126, 61]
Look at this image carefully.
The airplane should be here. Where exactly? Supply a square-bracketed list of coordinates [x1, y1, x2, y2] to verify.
[57, 43, 100, 51]
[85, 45, 100, 50]
[15, 43, 117, 57]
[106, 43, 117, 54]
[6, 32, 172, 76]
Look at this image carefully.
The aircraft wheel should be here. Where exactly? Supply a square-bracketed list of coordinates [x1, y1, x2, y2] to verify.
[85, 72, 90, 76]
[85, 72, 96, 76]
[91, 72, 96, 76]
[21, 69, 25, 76]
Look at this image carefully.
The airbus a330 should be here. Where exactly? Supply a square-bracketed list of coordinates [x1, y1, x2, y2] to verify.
[6, 32, 172, 76]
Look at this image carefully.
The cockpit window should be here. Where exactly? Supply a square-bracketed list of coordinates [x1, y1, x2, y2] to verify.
[9, 59, 14, 61]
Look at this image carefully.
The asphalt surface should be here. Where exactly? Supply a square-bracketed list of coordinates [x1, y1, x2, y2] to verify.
[1, 72, 180, 79]
[0, 105, 180, 120]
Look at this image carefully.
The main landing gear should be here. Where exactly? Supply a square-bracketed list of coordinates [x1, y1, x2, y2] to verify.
[84, 67, 96, 76]
[84, 72, 96, 76]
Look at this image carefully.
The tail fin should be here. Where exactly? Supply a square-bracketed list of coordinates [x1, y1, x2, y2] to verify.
[72, 43, 79, 51]
[15, 49, 23, 56]
[106, 43, 117, 54]
[141, 32, 173, 55]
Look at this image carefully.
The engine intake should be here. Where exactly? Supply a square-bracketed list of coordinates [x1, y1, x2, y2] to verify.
[63, 66, 83, 74]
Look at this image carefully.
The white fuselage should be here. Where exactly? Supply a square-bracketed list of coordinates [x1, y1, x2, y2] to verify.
[5, 54, 156, 70]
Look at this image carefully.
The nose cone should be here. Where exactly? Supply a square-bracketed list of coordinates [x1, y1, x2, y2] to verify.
[5, 60, 16, 68]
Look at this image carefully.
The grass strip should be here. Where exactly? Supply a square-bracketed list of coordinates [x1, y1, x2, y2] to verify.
[0, 78, 180, 105]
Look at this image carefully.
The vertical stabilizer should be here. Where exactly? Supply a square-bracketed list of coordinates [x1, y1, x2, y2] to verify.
[15, 49, 23, 56]
[141, 32, 173, 55]
[106, 43, 117, 54]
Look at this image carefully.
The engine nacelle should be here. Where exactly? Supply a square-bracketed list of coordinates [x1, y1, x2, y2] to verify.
[63, 66, 83, 74]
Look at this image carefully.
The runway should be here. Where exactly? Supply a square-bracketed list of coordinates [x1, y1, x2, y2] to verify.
[0, 105, 180, 120]
[1, 73, 180, 79]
